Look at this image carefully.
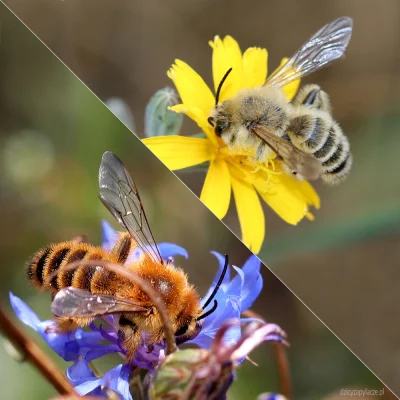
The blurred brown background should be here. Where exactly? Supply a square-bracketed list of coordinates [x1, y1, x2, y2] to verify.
[1, 0, 400, 398]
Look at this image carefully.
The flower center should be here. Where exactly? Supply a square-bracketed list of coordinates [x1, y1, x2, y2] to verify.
[216, 146, 284, 194]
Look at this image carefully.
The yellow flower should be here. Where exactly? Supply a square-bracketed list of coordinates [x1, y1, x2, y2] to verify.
[143, 36, 320, 254]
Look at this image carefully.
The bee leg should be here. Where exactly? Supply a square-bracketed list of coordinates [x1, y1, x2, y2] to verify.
[52, 316, 93, 332]
[112, 232, 132, 264]
[118, 315, 141, 361]
[292, 84, 331, 112]
[253, 141, 274, 163]
[255, 141, 266, 161]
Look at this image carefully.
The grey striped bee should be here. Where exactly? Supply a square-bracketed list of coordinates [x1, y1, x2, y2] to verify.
[208, 17, 353, 185]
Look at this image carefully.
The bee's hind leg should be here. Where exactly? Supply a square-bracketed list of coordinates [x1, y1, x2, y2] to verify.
[118, 315, 142, 361]
[111, 232, 133, 264]
[292, 84, 331, 112]
[49, 316, 93, 333]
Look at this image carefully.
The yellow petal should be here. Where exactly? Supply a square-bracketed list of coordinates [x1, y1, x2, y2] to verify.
[200, 158, 231, 219]
[257, 172, 319, 225]
[306, 212, 315, 221]
[296, 179, 321, 209]
[231, 175, 265, 254]
[278, 57, 301, 101]
[169, 104, 218, 146]
[168, 59, 215, 113]
[209, 36, 243, 102]
[242, 47, 268, 88]
[143, 136, 214, 170]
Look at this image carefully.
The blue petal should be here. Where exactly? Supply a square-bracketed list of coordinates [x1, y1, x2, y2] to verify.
[211, 296, 241, 328]
[227, 266, 244, 298]
[75, 380, 107, 397]
[201, 252, 231, 307]
[210, 251, 231, 285]
[220, 324, 242, 346]
[240, 255, 263, 311]
[67, 358, 96, 386]
[258, 394, 286, 400]
[74, 363, 132, 400]
[241, 273, 262, 311]
[158, 243, 188, 259]
[194, 296, 240, 343]
[102, 220, 119, 250]
[9, 292, 41, 332]
[85, 344, 121, 362]
[41, 326, 107, 361]
[191, 320, 242, 349]
[188, 333, 214, 349]
[44, 329, 82, 361]
[242, 254, 261, 276]
[108, 363, 133, 400]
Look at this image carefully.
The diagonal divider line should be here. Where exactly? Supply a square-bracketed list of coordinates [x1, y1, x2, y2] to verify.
[0, 2, 398, 397]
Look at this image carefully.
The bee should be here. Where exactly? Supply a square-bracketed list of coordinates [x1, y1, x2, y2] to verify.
[208, 17, 353, 184]
[26, 151, 225, 360]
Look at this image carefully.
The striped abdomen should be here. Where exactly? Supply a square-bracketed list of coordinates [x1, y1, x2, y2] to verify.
[288, 84, 352, 184]
[27, 233, 133, 294]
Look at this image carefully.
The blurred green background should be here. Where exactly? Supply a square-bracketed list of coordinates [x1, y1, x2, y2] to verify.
[0, 1, 399, 399]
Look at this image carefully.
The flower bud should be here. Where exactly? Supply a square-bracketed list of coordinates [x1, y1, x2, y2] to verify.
[145, 87, 183, 137]
[149, 348, 233, 400]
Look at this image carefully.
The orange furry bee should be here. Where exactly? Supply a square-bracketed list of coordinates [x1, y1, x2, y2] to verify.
[26, 151, 222, 360]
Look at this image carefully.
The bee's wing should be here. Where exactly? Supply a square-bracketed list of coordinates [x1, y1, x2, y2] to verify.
[264, 17, 353, 89]
[99, 151, 164, 265]
[51, 287, 149, 318]
[252, 126, 323, 180]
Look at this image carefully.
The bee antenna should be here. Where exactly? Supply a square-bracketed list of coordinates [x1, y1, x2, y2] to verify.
[202, 254, 229, 310]
[215, 68, 233, 105]
[196, 299, 218, 321]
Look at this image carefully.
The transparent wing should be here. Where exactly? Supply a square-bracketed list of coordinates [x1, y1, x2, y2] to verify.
[264, 17, 353, 89]
[252, 126, 323, 180]
[99, 151, 164, 265]
[51, 287, 149, 318]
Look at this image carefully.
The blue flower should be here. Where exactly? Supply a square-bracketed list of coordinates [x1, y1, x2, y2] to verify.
[10, 220, 269, 399]
[188, 251, 263, 349]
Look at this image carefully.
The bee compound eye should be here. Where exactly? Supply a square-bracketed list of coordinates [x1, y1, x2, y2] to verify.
[215, 121, 228, 137]
[174, 322, 190, 337]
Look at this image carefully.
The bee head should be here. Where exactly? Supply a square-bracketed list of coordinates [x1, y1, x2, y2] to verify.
[208, 67, 234, 138]
[174, 318, 202, 344]
[208, 114, 229, 137]
[172, 283, 202, 343]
